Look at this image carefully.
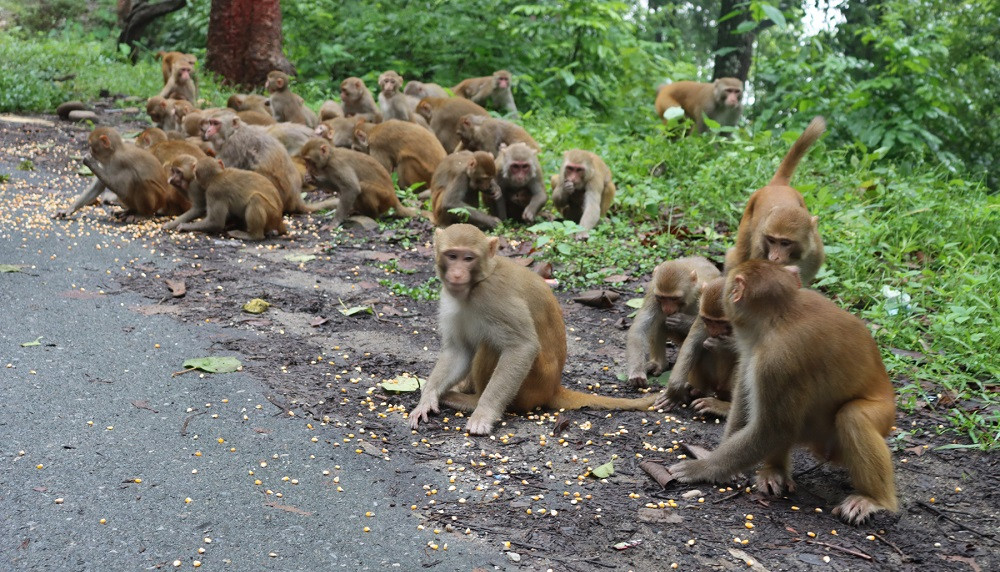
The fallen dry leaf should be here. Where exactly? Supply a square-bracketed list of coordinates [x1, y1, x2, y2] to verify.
[534, 261, 553, 279]
[573, 289, 620, 308]
[165, 279, 186, 298]
[264, 501, 313, 517]
[310, 316, 329, 327]
[603, 273, 630, 283]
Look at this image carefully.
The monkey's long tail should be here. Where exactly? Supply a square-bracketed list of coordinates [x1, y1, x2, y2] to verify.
[548, 388, 656, 411]
[769, 116, 827, 187]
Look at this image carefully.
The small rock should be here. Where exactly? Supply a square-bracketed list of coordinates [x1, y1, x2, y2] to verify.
[68, 110, 99, 123]
[121, 107, 141, 115]
[342, 215, 378, 231]
[56, 101, 89, 119]
[506, 552, 521, 563]
[682, 489, 703, 499]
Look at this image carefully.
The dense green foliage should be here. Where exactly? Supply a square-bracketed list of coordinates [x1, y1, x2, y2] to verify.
[0, 0, 996, 446]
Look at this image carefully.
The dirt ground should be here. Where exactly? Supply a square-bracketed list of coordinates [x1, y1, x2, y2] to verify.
[2, 106, 998, 571]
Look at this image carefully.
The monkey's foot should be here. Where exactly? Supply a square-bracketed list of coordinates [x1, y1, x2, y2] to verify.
[755, 466, 794, 496]
[629, 375, 649, 390]
[408, 401, 440, 430]
[692, 397, 730, 418]
[668, 459, 712, 483]
[464, 413, 496, 436]
[833, 494, 884, 525]
[644, 360, 665, 376]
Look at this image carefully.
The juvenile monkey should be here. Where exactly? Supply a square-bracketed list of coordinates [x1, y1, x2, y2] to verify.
[625, 257, 720, 388]
[491, 143, 546, 222]
[166, 156, 285, 240]
[725, 116, 826, 285]
[550, 149, 616, 233]
[377, 70, 422, 124]
[265, 122, 315, 156]
[414, 97, 489, 153]
[352, 119, 446, 194]
[299, 138, 418, 226]
[315, 117, 358, 148]
[319, 100, 344, 120]
[158, 57, 198, 103]
[409, 224, 656, 435]
[430, 151, 502, 230]
[455, 115, 540, 157]
[135, 127, 207, 166]
[155, 51, 196, 84]
[452, 70, 519, 116]
[227, 94, 272, 116]
[668, 260, 898, 525]
[57, 127, 188, 220]
[266, 71, 318, 127]
[404, 80, 448, 100]
[654, 276, 737, 417]
[654, 78, 742, 135]
[340, 77, 382, 123]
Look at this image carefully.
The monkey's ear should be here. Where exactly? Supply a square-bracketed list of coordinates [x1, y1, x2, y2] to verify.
[230, 116, 240, 128]
[730, 275, 746, 303]
[498, 143, 508, 153]
[486, 236, 500, 258]
[688, 270, 698, 283]
[216, 159, 225, 169]
[319, 143, 330, 156]
[466, 157, 477, 170]
[99, 135, 111, 148]
[264, 99, 271, 108]
[783, 266, 802, 288]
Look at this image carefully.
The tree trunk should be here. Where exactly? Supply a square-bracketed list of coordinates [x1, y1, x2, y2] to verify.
[206, 0, 295, 88]
[712, 0, 754, 81]
[117, 0, 188, 63]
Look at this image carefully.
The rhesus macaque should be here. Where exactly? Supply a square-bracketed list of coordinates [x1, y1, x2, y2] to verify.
[136, 127, 207, 166]
[352, 119, 446, 194]
[165, 155, 286, 240]
[315, 118, 357, 148]
[668, 260, 898, 525]
[455, 115, 540, 157]
[201, 113, 334, 214]
[491, 143, 545, 222]
[227, 93, 271, 116]
[414, 97, 489, 153]
[158, 57, 199, 103]
[404, 80, 448, 100]
[550, 149, 616, 234]
[430, 151, 502, 230]
[409, 224, 655, 435]
[625, 257, 720, 388]
[725, 116, 826, 285]
[654, 78, 743, 135]
[266, 71, 318, 127]
[56, 127, 188, 220]
[299, 138, 418, 226]
[340, 77, 382, 123]
[156, 51, 196, 84]
[377, 71, 417, 122]
[654, 277, 737, 417]
[452, 70, 519, 116]
[266, 122, 315, 156]
[319, 100, 344, 121]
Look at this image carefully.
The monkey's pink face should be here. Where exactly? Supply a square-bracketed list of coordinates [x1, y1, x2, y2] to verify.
[168, 167, 188, 191]
[507, 161, 533, 185]
[703, 317, 731, 338]
[563, 163, 586, 187]
[497, 77, 509, 89]
[202, 119, 222, 141]
[724, 88, 741, 107]
[656, 295, 682, 316]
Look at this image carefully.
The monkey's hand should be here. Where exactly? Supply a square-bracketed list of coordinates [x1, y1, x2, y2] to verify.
[667, 458, 713, 483]
[703, 335, 734, 351]
[692, 397, 730, 418]
[628, 373, 648, 390]
[755, 465, 794, 496]
[408, 399, 440, 430]
[656, 380, 691, 410]
[664, 313, 694, 333]
[574, 230, 590, 241]
[561, 180, 575, 194]
[833, 494, 882, 525]
[645, 360, 665, 377]
[486, 181, 502, 202]
[303, 173, 317, 186]
[53, 208, 72, 219]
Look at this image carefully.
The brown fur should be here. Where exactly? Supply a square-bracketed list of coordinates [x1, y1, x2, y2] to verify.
[430, 151, 500, 230]
[654, 78, 742, 134]
[414, 97, 489, 153]
[352, 119, 446, 194]
[550, 149, 616, 232]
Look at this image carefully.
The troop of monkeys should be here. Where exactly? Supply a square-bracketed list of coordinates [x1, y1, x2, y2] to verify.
[54, 52, 897, 526]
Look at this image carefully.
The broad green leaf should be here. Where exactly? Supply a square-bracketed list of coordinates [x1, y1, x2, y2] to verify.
[590, 460, 615, 479]
[760, 4, 786, 29]
[662, 106, 685, 121]
[625, 298, 644, 309]
[0, 264, 21, 273]
[21, 336, 43, 347]
[182, 356, 242, 374]
[339, 305, 372, 317]
[380, 375, 424, 392]
[242, 299, 271, 314]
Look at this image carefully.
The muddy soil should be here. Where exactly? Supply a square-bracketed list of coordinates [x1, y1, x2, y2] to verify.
[2, 108, 997, 571]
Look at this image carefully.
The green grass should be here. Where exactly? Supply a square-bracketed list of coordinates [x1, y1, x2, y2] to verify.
[3, 35, 997, 448]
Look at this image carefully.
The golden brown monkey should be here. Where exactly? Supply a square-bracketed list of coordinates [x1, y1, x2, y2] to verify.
[454, 115, 540, 157]
[724, 116, 826, 285]
[227, 93, 272, 116]
[415, 97, 489, 153]
[299, 138, 418, 226]
[266, 71, 318, 127]
[315, 117, 358, 148]
[57, 127, 189, 220]
[409, 224, 656, 435]
[654, 78, 742, 134]
[319, 100, 344, 121]
[155, 51, 196, 84]
[550, 149, 616, 234]
[158, 57, 198, 103]
[452, 70, 518, 116]
[404, 80, 449, 100]
[340, 77, 382, 123]
[625, 257, 721, 388]
[491, 143, 546, 222]
[377, 70, 420, 124]
[352, 119, 446, 194]
[654, 276, 737, 416]
[430, 151, 502, 230]
[668, 260, 898, 525]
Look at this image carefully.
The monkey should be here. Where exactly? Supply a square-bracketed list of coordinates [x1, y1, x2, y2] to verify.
[340, 77, 382, 123]
[299, 137, 418, 226]
[409, 224, 656, 435]
[377, 71, 416, 122]
[404, 80, 449, 100]
[265, 122, 316, 156]
[201, 113, 336, 215]
[158, 57, 199, 103]
[235, 110, 276, 126]
[452, 70, 519, 116]
[146, 96, 171, 128]
[319, 100, 344, 121]
[314, 118, 357, 148]
[352, 119, 446, 195]
[491, 143, 546, 222]
[667, 260, 898, 525]
[653, 276, 737, 417]
[164, 155, 286, 240]
[227, 94, 272, 116]
[625, 257, 721, 389]
[724, 116, 826, 285]
[430, 151, 502, 230]
[550, 149, 616, 235]
[56, 127, 189, 220]
[266, 71, 318, 127]
[135, 127, 207, 167]
[654, 78, 743, 135]
[414, 97, 489, 153]
[146, 96, 194, 133]
[454, 115, 540, 157]
[155, 51, 196, 84]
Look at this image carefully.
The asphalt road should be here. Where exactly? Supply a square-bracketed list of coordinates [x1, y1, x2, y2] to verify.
[0, 124, 493, 571]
